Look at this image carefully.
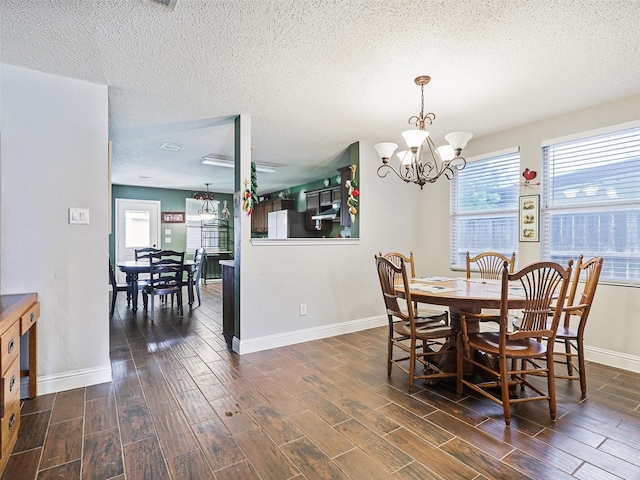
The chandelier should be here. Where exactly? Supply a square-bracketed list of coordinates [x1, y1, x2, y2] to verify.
[199, 183, 217, 221]
[374, 75, 473, 189]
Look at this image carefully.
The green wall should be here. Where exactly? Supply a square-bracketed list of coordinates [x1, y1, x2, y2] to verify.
[110, 185, 234, 261]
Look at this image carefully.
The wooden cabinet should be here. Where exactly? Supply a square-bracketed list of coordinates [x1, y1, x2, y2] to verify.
[0, 293, 39, 475]
[251, 198, 294, 234]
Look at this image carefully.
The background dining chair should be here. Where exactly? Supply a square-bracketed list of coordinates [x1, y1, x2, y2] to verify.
[143, 249, 185, 322]
[192, 248, 207, 307]
[466, 251, 516, 279]
[456, 260, 572, 426]
[552, 255, 603, 397]
[109, 257, 129, 315]
[375, 255, 457, 392]
[381, 251, 449, 324]
[134, 247, 160, 309]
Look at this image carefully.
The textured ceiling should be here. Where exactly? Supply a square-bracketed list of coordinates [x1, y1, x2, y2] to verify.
[2, 0, 639, 194]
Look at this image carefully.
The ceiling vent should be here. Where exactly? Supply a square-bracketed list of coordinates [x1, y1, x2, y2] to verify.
[159, 142, 182, 152]
[151, 0, 177, 10]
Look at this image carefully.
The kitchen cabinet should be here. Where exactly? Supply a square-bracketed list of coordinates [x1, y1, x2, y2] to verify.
[251, 198, 294, 234]
[0, 293, 39, 475]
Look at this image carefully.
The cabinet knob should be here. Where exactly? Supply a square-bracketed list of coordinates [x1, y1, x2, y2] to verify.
[30, 312, 35, 322]
[8, 412, 16, 430]
[9, 375, 16, 392]
[8, 338, 15, 354]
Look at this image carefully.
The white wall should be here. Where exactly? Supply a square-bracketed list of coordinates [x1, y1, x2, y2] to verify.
[238, 141, 423, 351]
[416, 94, 640, 372]
[238, 95, 640, 373]
[0, 64, 111, 393]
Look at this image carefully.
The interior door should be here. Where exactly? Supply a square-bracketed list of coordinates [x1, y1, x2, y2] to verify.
[115, 199, 161, 282]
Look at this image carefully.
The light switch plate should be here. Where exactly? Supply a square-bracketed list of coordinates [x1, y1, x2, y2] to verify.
[69, 208, 90, 225]
[165, 237, 172, 243]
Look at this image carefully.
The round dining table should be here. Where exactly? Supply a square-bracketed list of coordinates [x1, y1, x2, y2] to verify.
[402, 277, 528, 332]
[397, 276, 528, 373]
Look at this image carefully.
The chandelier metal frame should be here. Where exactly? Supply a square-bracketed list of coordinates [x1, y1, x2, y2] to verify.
[374, 75, 472, 190]
[199, 183, 217, 221]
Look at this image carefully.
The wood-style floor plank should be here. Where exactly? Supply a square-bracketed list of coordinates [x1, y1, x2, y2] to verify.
[122, 436, 170, 480]
[233, 428, 300, 480]
[82, 427, 124, 479]
[9, 283, 640, 480]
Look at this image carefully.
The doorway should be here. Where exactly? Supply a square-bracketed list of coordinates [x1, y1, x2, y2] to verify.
[115, 198, 161, 282]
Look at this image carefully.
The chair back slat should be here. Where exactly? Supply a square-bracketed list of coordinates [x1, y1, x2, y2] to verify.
[135, 247, 160, 261]
[467, 251, 516, 279]
[563, 255, 603, 331]
[505, 260, 573, 338]
[375, 255, 412, 321]
[148, 250, 185, 288]
[193, 248, 207, 284]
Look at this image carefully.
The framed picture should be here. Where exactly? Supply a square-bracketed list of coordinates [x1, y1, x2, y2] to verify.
[161, 211, 185, 223]
[519, 195, 539, 242]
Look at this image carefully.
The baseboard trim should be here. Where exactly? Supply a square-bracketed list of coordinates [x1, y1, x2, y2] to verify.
[235, 315, 388, 354]
[584, 345, 640, 373]
[26, 364, 113, 397]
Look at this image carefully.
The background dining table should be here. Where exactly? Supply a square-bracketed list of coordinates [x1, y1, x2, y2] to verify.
[117, 260, 196, 312]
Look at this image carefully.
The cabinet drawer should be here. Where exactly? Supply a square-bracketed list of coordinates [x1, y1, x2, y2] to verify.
[20, 301, 40, 335]
[0, 323, 19, 375]
[2, 358, 21, 412]
[0, 387, 20, 458]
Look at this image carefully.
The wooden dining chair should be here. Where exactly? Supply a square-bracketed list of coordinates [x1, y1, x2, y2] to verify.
[143, 249, 185, 322]
[456, 260, 573, 426]
[466, 251, 516, 279]
[109, 257, 129, 315]
[375, 255, 457, 392]
[134, 247, 160, 309]
[552, 255, 603, 397]
[381, 251, 449, 324]
[193, 248, 207, 307]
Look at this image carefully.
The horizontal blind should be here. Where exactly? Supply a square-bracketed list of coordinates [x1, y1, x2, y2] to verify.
[451, 150, 520, 269]
[541, 125, 640, 283]
[185, 198, 219, 252]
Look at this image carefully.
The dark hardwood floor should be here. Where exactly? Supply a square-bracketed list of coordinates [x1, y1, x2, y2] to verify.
[4, 282, 640, 479]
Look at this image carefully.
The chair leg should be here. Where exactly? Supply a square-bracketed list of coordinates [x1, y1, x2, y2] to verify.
[387, 321, 393, 376]
[110, 291, 117, 315]
[577, 337, 587, 397]
[456, 333, 463, 395]
[178, 290, 184, 316]
[196, 282, 201, 307]
[547, 351, 557, 420]
[408, 336, 416, 392]
[564, 339, 573, 376]
[149, 294, 155, 322]
[499, 355, 511, 426]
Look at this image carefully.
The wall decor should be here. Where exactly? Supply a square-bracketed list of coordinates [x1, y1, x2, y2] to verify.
[161, 211, 185, 223]
[519, 195, 539, 242]
[521, 168, 540, 188]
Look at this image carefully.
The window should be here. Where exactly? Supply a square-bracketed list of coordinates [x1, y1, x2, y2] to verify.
[542, 122, 640, 284]
[185, 198, 219, 251]
[450, 149, 520, 269]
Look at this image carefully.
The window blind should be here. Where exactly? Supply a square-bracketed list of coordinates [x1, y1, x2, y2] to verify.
[450, 150, 520, 269]
[541, 124, 640, 284]
[185, 198, 219, 252]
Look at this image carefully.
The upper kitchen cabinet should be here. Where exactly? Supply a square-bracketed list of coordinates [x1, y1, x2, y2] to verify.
[251, 198, 295, 234]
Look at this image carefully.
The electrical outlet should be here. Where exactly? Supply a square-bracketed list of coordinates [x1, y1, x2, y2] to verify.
[300, 303, 307, 316]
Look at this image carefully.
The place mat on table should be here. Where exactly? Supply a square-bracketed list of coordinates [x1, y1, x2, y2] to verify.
[413, 276, 452, 282]
[409, 283, 460, 293]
